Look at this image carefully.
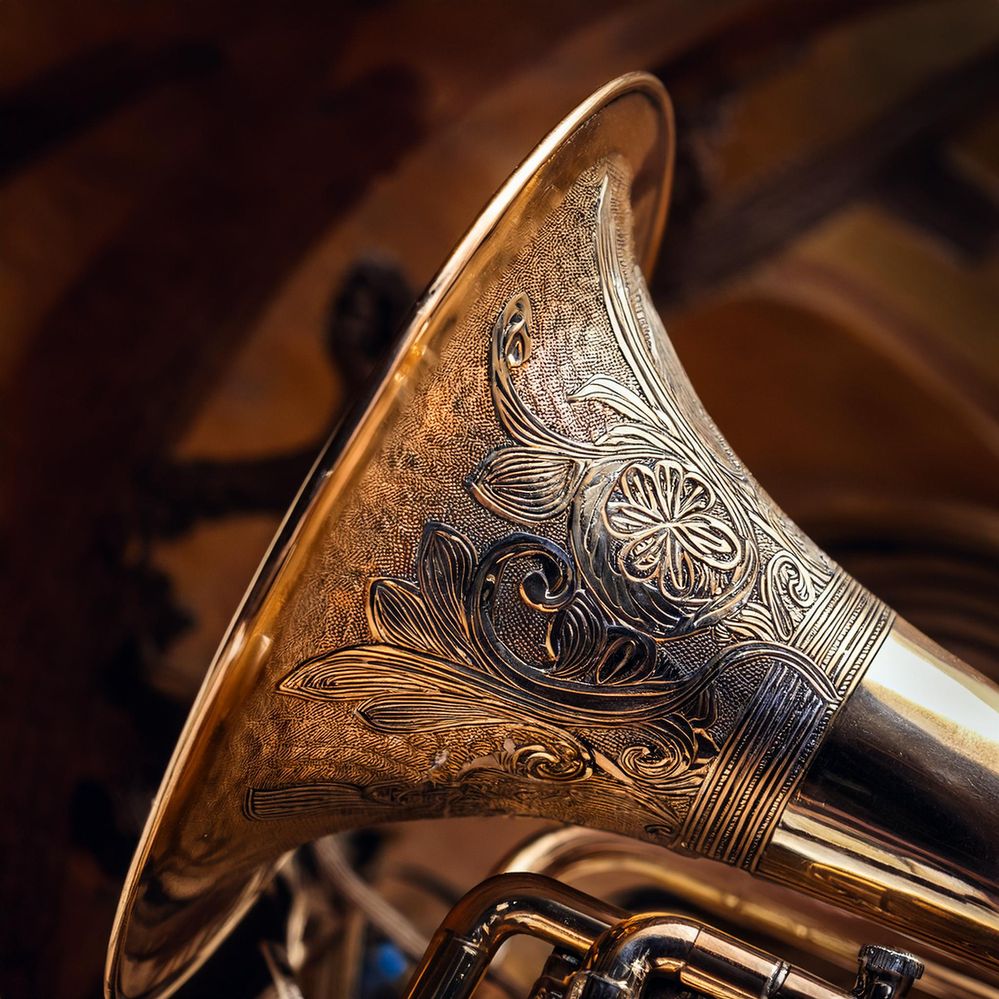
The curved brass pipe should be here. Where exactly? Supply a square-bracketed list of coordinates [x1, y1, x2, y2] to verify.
[573, 913, 845, 999]
[497, 826, 991, 998]
[404, 874, 623, 999]
[403, 874, 901, 999]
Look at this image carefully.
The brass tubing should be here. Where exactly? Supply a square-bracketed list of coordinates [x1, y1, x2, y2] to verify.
[405, 874, 857, 999]
[760, 621, 999, 985]
[403, 874, 624, 999]
[496, 826, 988, 997]
[573, 915, 847, 999]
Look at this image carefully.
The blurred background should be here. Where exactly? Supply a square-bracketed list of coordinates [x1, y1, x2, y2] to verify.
[1, 2, 997, 998]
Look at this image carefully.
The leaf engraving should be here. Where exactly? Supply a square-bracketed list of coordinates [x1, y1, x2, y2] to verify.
[571, 374, 678, 437]
[469, 447, 585, 522]
[262, 175, 846, 849]
[368, 578, 451, 659]
[417, 524, 475, 653]
[357, 693, 513, 733]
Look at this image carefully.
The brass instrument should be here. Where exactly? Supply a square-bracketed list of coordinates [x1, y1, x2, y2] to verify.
[105, 74, 999, 999]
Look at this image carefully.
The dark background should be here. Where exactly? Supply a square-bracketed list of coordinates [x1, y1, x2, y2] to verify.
[1, 3, 997, 997]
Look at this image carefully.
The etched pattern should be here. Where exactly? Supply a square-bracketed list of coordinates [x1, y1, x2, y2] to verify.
[266, 521, 719, 834]
[255, 167, 893, 867]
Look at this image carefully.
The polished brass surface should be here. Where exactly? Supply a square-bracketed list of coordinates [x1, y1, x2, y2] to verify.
[404, 873, 623, 999]
[763, 620, 999, 979]
[403, 873, 895, 999]
[570, 912, 846, 999]
[107, 72, 999, 998]
[495, 826, 990, 998]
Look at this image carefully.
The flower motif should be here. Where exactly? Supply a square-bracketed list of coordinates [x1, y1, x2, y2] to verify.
[605, 461, 742, 599]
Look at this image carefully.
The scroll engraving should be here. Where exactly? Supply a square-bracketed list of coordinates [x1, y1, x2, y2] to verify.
[469, 178, 828, 642]
[275, 521, 719, 834]
[256, 170, 891, 866]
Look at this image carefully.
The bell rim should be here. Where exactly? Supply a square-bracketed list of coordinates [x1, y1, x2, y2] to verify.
[106, 70, 674, 999]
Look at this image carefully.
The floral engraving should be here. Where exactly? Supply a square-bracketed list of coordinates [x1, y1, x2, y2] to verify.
[469, 176, 828, 640]
[277, 521, 719, 833]
[605, 460, 742, 600]
[260, 171, 863, 854]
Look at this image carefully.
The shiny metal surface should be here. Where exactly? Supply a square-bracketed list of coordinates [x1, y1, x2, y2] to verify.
[496, 825, 991, 998]
[106, 71, 999, 998]
[404, 874, 623, 999]
[854, 946, 924, 999]
[763, 619, 999, 980]
[570, 913, 844, 999]
[403, 873, 867, 999]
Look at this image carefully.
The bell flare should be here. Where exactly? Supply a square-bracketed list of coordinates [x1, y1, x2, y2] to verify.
[107, 72, 674, 999]
[106, 70, 999, 999]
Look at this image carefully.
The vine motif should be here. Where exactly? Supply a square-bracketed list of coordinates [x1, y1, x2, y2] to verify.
[468, 176, 825, 642]
[269, 172, 834, 839]
[279, 522, 718, 831]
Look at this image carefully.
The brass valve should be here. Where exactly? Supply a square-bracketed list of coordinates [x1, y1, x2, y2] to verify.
[853, 945, 925, 999]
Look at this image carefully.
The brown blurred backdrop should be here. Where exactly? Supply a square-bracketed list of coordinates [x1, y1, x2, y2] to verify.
[1, 3, 997, 998]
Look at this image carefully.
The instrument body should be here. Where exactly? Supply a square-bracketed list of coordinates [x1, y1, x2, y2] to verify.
[105, 74, 999, 999]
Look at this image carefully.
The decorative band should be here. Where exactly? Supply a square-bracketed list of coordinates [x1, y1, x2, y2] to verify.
[677, 657, 830, 867]
[678, 572, 893, 869]
[795, 572, 894, 695]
